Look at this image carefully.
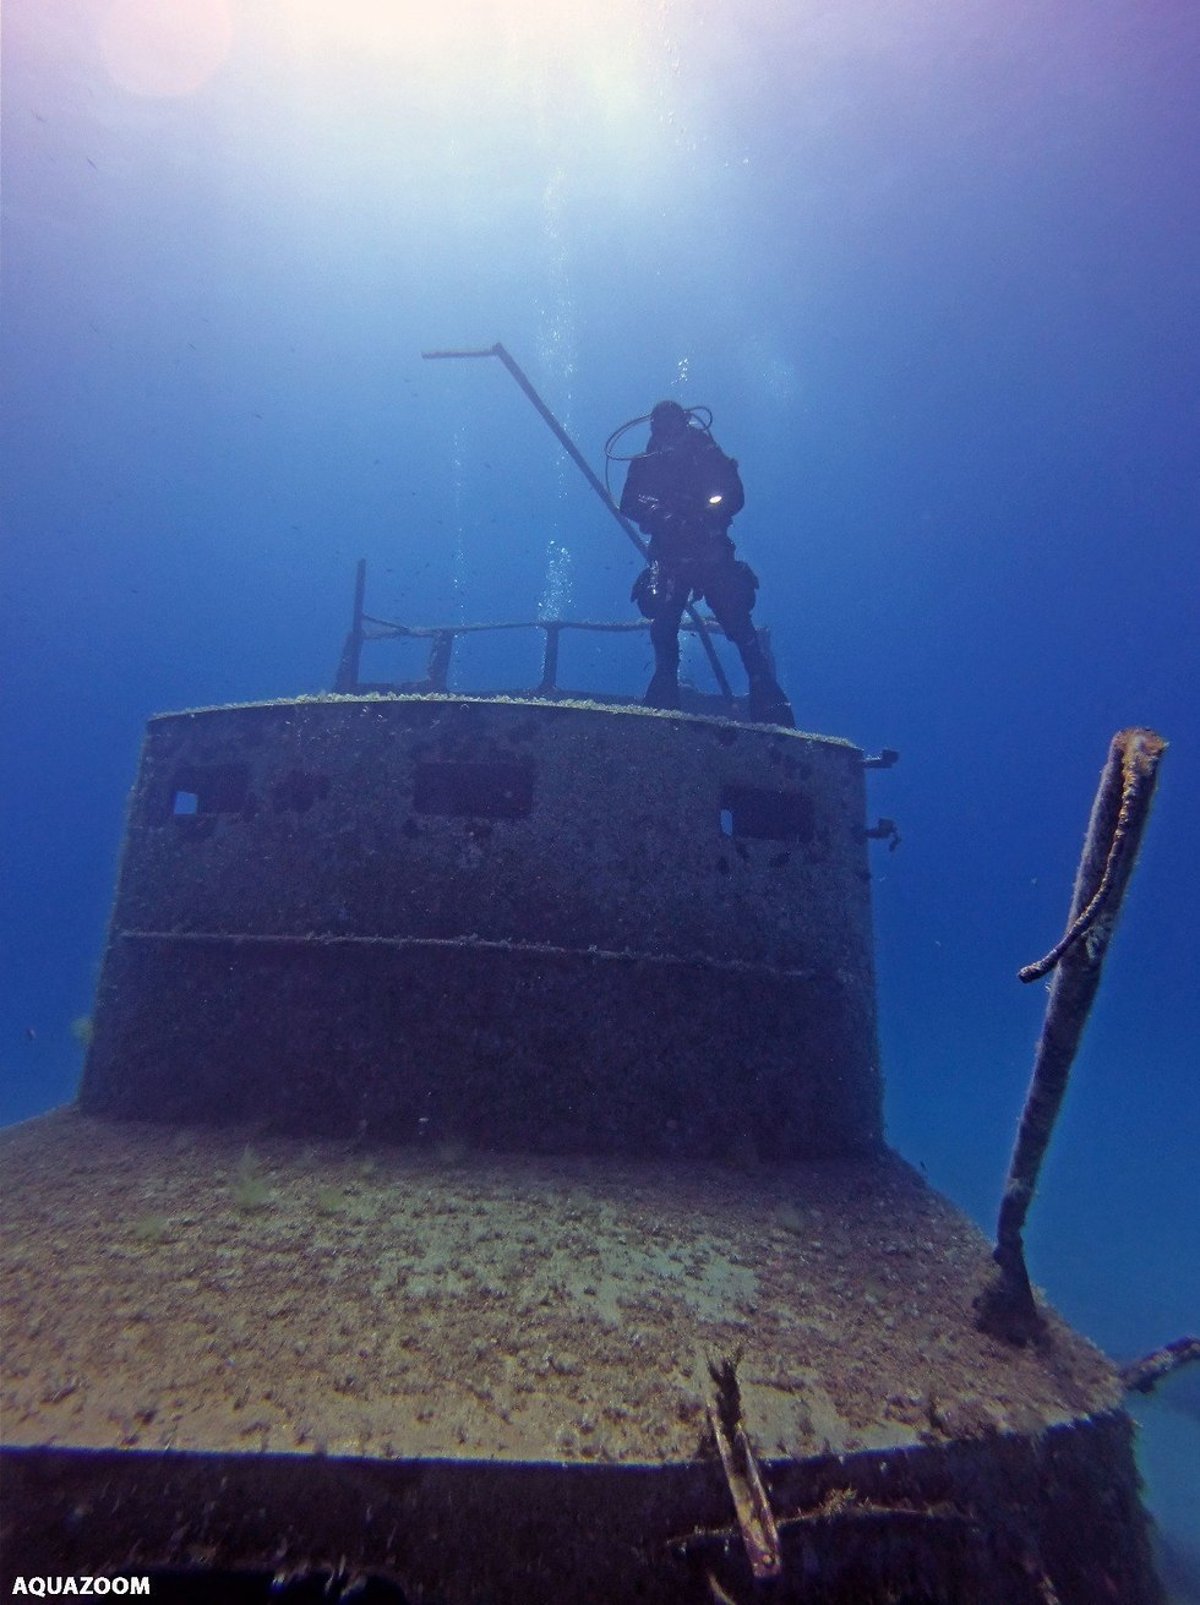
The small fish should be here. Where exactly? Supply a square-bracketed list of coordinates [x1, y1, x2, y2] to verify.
[24, 1026, 36, 1041]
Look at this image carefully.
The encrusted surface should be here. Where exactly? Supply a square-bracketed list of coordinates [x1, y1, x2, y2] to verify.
[147, 690, 854, 742]
[2, 1110, 1121, 1464]
[81, 697, 882, 1154]
[104, 696, 870, 967]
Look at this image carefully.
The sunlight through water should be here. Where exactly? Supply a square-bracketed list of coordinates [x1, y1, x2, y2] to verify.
[99, 0, 234, 98]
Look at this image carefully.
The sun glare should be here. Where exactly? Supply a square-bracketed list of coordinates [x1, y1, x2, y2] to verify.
[99, 0, 234, 98]
[268, 0, 662, 135]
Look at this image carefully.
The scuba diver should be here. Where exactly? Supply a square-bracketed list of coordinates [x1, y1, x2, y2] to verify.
[610, 400, 795, 725]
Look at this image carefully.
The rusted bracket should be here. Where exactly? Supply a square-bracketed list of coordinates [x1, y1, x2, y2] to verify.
[707, 1405, 781, 1581]
[862, 817, 902, 852]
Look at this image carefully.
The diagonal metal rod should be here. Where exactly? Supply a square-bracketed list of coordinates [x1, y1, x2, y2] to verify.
[422, 343, 734, 700]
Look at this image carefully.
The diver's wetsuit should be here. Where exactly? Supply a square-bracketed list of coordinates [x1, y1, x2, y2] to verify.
[620, 419, 794, 725]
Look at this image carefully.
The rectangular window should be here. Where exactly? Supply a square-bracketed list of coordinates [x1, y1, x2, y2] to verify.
[167, 764, 250, 819]
[414, 760, 534, 819]
[719, 785, 814, 842]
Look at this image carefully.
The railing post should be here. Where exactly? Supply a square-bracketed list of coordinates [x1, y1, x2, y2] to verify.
[427, 631, 455, 691]
[333, 558, 367, 693]
[538, 625, 561, 694]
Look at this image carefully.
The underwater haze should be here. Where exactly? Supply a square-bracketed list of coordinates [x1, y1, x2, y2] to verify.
[2, 0, 1198, 1590]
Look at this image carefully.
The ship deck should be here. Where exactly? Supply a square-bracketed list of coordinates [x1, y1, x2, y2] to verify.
[1, 1108, 1120, 1465]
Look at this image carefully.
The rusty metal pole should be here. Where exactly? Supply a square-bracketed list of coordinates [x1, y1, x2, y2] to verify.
[975, 727, 1168, 1344]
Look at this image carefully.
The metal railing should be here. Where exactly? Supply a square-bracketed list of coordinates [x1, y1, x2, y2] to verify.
[333, 560, 748, 704]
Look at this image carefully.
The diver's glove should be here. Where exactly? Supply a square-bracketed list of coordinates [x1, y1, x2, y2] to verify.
[631, 563, 663, 618]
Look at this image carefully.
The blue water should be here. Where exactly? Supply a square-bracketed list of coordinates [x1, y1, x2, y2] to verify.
[3, 0, 1198, 1588]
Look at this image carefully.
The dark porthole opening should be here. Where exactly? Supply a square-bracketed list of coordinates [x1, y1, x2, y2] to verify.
[413, 759, 534, 820]
[719, 784, 814, 843]
[166, 764, 250, 821]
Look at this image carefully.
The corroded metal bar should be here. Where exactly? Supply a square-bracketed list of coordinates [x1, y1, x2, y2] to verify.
[976, 728, 1167, 1344]
[708, 1408, 782, 1582]
[1120, 1335, 1200, 1395]
[707, 1357, 781, 1581]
